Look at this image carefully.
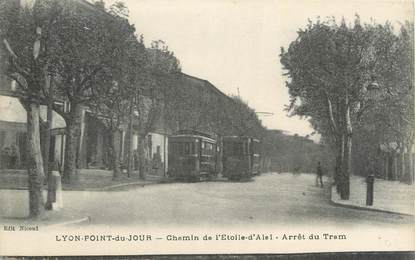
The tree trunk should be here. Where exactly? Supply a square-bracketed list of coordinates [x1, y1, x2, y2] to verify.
[392, 152, 398, 181]
[335, 135, 344, 194]
[77, 109, 86, 169]
[399, 150, 405, 182]
[404, 143, 413, 184]
[126, 109, 134, 178]
[408, 152, 414, 184]
[110, 130, 122, 180]
[339, 97, 352, 200]
[44, 99, 54, 210]
[387, 153, 394, 180]
[62, 103, 82, 183]
[26, 103, 45, 219]
[383, 155, 388, 180]
[138, 136, 146, 180]
[340, 133, 351, 200]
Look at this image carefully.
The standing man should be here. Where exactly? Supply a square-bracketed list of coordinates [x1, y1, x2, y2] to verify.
[10, 145, 20, 169]
[316, 161, 323, 188]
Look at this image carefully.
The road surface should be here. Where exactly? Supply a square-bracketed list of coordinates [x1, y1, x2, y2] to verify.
[0, 172, 412, 228]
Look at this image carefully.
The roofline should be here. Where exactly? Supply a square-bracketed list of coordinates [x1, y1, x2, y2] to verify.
[0, 120, 26, 126]
[224, 136, 260, 140]
[180, 73, 235, 104]
[76, 0, 115, 19]
[170, 134, 216, 143]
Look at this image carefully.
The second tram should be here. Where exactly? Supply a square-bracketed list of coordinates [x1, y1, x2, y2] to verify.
[167, 130, 220, 181]
[222, 136, 261, 180]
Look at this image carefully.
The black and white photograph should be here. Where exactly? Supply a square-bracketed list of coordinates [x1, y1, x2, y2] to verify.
[0, 0, 413, 257]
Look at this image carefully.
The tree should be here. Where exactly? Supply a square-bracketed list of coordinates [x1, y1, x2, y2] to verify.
[131, 41, 180, 179]
[280, 16, 402, 199]
[88, 13, 147, 180]
[89, 81, 129, 179]
[354, 21, 414, 183]
[47, 1, 135, 183]
[0, 0, 64, 218]
[227, 95, 265, 137]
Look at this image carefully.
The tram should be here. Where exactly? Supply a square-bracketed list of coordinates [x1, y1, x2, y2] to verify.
[167, 130, 220, 181]
[222, 136, 261, 180]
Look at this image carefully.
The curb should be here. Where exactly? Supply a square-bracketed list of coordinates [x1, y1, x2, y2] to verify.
[46, 216, 91, 227]
[99, 179, 168, 191]
[0, 180, 168, 192]
[329, 186, 413, 217]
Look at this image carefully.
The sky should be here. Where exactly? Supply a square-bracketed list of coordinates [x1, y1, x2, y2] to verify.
[0, 0, 411, 140]
[95, 0, 411, 137]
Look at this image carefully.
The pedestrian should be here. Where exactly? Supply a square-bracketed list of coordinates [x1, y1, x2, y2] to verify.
[9, 145, 19, 169]
[107, 147, 114, 170]
[316, 161, 323, 188]
[1, 147, 11, 169]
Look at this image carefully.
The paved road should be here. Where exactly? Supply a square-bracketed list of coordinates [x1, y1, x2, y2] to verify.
[1, 173, 412, 228]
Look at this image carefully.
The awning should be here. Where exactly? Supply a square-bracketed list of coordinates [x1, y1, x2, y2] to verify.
[40, 105, 66, 129]
[0, 96, 66, 129]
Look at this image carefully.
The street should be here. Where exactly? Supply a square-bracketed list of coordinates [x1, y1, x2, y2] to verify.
[0, 172, 412, 228]
[49, 172, 414, 228]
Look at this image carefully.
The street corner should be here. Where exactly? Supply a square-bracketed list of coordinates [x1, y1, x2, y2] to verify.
[330, 182, 414, 216]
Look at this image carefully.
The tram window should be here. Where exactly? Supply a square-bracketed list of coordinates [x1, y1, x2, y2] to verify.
[201, 142, 205, 149]
[251, 140, 258, 154]
[175, 143, 180, 155]
[193, 142, 198, 154]
[209, 143, 214, 155]
[206, 143, 212, 154]
[191, 142, 195, 154]
[224, 142, 239, 156]
[234, 142, 244, 155]
[184, 143, 190, 154]
[172, 143, 176, 154]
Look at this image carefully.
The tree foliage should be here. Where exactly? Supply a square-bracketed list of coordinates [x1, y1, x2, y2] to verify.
[280, 16, 414, 198]
[0, 0, 65, 218]
[353, 21, 414, 182]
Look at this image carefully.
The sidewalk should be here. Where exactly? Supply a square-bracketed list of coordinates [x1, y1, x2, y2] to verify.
[0, 169, 168, 225]
[0, 189, 90, 226]
[331, 175, 414, 215]
[0, 169, 166, 191]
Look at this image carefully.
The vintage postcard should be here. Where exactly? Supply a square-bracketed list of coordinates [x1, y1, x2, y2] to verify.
[0, 0, 414, 257]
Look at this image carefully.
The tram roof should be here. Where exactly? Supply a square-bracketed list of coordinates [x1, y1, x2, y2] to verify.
[169, 134, 216, 143]
[175, 129, 215, 138]
[223, 136, 260, 142]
